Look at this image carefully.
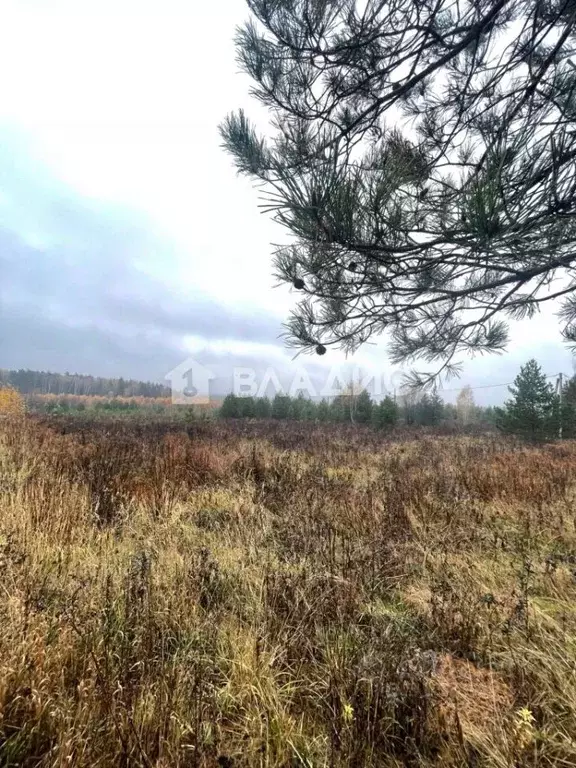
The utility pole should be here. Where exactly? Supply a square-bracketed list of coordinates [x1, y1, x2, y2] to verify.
[558, 372, 563, 440]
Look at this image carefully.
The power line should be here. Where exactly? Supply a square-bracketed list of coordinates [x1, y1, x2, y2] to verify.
[436, 372, 562, 394]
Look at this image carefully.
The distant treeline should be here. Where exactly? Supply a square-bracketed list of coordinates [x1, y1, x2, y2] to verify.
[220, 388, 497, 430]
[0, 369, 170, 398]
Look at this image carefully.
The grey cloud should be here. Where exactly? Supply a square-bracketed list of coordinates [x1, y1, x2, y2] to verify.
[0, 130, 284, 378]
[0, 309, 334, 396]
[1, 127, 574, 399]
[0, 309, 183, 381]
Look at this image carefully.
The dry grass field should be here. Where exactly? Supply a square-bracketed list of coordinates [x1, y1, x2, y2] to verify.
[1, 414, 576, 766]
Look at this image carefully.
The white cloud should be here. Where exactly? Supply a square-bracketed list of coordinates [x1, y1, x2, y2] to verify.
[0, 0, 288, 312]
[0, 0, 573, 400]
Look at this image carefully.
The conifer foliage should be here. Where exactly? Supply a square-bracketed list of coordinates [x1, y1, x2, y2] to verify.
[222, 0, 576, 383]
[496, 359, 559, 441]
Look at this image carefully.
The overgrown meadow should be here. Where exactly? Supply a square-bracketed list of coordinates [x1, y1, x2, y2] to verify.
[1, 412, 576, 766]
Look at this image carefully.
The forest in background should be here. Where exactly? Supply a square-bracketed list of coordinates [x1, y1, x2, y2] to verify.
[0, 368, 171, 398]
[4, 361, 576, 441]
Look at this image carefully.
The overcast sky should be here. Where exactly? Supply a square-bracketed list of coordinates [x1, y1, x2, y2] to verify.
[0, 0, 573, 404]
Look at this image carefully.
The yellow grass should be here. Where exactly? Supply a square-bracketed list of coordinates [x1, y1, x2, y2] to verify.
[1, 415, 576, 765]
[0, 386, 25, 417]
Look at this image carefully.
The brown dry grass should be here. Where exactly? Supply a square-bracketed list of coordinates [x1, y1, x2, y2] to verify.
[0, 414, 576, 766]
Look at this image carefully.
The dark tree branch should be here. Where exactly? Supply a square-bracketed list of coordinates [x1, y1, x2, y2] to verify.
[221, 0, 576, 382]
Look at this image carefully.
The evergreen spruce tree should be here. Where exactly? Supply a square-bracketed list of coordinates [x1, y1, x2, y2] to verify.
[220, 393, 241, 418]
[372, 396, 398, 430]
[317, 398, 330, 422]
[443, 402, 458, 424]
[271, 393, 292, 419]
[255, 396, 272, 418]
[429, 393, 445, 426]
[371, 404, 382, 430]
[496, 359, 558, 441]
[482, 406, 497, 427]
[355, 389, 373, 424]
[302, 398, 318, 421]
[381, 396, 399, 429]
[239, 395, 256, 418]
[329, 394, 349, 422]
[415, 393, 444, 426]
[291, 392, 309, 420]
[399, 391, 418, 425]
[561, 377, 576, 437]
